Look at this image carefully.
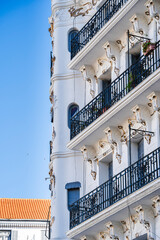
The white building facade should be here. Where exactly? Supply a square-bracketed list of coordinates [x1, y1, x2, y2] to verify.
[49, 0, 160, 240]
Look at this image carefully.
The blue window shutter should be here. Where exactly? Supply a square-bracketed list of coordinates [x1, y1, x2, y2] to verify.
[68, 188, 80, 210]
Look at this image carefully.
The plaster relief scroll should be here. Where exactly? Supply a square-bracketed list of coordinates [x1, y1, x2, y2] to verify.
[69, 0, 100, 17]
[152, 195, 160, 217]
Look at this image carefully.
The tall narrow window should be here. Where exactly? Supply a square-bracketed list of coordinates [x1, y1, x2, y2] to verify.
[65, 182, 81, 210]
[68, 104, 79, 128]
[68, 29, 78, 53]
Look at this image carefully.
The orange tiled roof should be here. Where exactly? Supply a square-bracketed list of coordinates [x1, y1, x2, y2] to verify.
[0, 199, 51, 220]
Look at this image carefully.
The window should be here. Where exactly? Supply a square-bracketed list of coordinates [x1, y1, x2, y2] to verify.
[0, 231, 11, 240]
[68, 104, 79, 128]
[138, 139, 144, 159]
[65, 182, 81, 210]
[68, 29, 78, 53]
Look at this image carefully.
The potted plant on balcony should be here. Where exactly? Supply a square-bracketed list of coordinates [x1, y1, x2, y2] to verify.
[142, 41, 155, 56]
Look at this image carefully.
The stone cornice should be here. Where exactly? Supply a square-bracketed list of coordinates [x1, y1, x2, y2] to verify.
[51, 151, 82, 161]
[0, 221, 47, 229]
[51, 73, 82, 82]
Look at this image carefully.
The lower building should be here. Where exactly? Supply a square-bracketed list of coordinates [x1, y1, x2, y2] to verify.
[0, 198, 51, 240]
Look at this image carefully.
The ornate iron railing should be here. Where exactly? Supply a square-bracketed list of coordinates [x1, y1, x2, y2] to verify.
[70, 147, 160, 229]
[70, 41, 160, 139]
[71, 0, 128, 59]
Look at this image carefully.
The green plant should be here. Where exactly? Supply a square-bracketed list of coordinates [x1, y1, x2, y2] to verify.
[142, 40, 155, 53]
[126, 72, 135, 91]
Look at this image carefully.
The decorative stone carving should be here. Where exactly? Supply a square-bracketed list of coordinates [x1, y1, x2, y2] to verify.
[97, 58, 110, 77]
[116, 40, 125, 52]
[145, 0, 160, 34]
[128, 105, 146, 127]
[69, 0, 100, 17]
[130, 14, 144, 35]
[147, 92, 160, 116]
[152, 196, 160, 217]
[121, 221, 130, 233]
[80, 145, 97, 180]
[104, 128, 121, 164]
[135, 206, 150, 230]
[103, 42, 120, 77]
[118, 126, 127, 144]
[48, 16, 54, 38]
[105, 222, 119, 240]
[80, 65, 97, 98]
[99, 232, 108, 240]
[52, 126, 56, 140]
[49, 90, 54, 104]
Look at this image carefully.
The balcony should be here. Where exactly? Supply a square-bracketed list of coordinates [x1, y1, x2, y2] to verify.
[70, 146, 160, 229]
[71, 0, 129, 59]
[70, 40, 160, 139]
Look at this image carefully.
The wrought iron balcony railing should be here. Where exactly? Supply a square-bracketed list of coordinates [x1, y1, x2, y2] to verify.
[71, 0, 128, 59]
[70, 40, 160, 139]
[70, 147, 160, 229]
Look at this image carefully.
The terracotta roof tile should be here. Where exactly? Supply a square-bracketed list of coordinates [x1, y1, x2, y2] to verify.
[0, 199, 51, 220]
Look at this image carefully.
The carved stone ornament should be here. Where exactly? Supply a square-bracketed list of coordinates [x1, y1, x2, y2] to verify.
[116, 40, 125, 52]
[128, 105, 146, 127]
[105, 222, 119, 240]
[80, 65, 97, 98]
[99, 232, 108, 240]
[130, 14, 144, 35]
[152, 195, 160, 217]
[147, 92, 160, 116]
[48, 16, 54, 38]
[118, 126, 127, 144]
[97, 57, 110, 77]
[135, 205, 150, 231]
[52, 126, 56, 140]
[104, 128, 121, 164]
[145, 0, 160, 34]
[80, 145, 97, 180]
[121, 221, 130, 234]
[103, 42, 120, 77]
[69, 0, 100, 17]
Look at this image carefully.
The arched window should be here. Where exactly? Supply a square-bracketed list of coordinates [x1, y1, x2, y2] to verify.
[68, 104, 79, 128]
[68, 29, 78, 53]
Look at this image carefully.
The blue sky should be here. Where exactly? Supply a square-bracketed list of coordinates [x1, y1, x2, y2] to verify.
[0, 0, 51, 199]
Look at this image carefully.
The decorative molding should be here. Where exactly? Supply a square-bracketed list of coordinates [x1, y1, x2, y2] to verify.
[135, 205, 150, 230]
[69, 0, 100, 17]
[52, 126, 56, 140]
[152, 195, 160, 217]
[130, 14, 144, 35]
[80, 145, 97, 180]
[48, 16, 54, 37]
[97, 57, 110, 77]
[128, 105, 146, 127]
[0, 222, 47, 229]
[145, 0, 160, 34]
[104, 128, 121, 164]
[116, 40, 125, 51]
[147, 92, 160, 116]
[80, 65, 97, 98]
[121, 221, 130, 234]
[103, 42, 120, 77]
[105, 222, 119, 240]
[118, 126, 127, 144]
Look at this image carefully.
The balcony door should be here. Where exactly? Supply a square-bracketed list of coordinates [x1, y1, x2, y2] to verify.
[102, 79, 111, 111]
